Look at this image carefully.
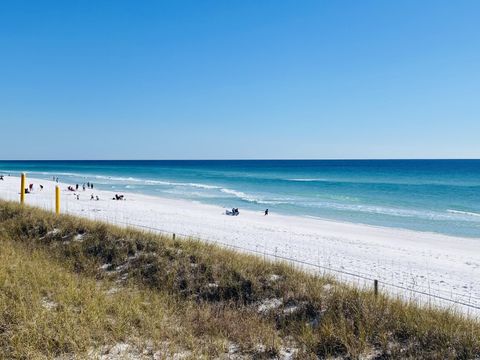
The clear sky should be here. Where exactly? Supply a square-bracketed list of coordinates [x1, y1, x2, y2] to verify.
[1, 1, 479, 159]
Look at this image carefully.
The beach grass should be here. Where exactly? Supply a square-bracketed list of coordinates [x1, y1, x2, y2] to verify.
[1, 200, 479, 359]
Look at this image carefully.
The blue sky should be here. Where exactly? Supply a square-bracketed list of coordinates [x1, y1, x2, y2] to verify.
[1, 1, 479, 159]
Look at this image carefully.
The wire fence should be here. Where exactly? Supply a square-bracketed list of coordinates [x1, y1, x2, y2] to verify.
[100, 214, 480, 314]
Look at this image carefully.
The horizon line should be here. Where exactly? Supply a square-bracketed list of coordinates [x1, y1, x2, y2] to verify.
[1, 158, 480, 162]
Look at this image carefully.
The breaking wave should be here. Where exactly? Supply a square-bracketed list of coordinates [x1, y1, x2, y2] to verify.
[447, 209, 480, 218]
[219, 189, 291, 205]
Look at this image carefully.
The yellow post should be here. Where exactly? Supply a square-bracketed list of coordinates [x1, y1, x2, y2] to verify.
[55, 186, 60, 215]
[20, 173, 26, 204]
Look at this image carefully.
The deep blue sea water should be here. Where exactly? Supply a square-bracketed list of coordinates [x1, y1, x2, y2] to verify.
[1, 160, 479, 238]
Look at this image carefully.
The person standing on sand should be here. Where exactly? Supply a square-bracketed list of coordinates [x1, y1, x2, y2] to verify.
[76, 184, 79, 190]
[265, 209, 269, 216]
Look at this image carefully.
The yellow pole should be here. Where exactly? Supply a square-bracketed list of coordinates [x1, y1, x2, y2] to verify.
[20, 173, 26, 204]
[55, 186, 60, 215]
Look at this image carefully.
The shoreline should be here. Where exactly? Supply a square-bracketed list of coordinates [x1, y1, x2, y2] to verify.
[1, 174, 480, 312]
[2, 165, 479, 239]
[1, 170, 477, 241]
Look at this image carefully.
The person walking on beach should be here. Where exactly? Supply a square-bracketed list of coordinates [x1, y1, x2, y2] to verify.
[91, 183, 94, 189]
[83, 184, 86, 191]
[29, 183, 33, 192]
[76, 184, 79, 190]
[264, 209, 269, 216]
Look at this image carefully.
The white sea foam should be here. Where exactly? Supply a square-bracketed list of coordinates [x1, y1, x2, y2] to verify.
[220, 188, 258, 202]
[288, 178, 328, 182]
[13, 170, 223, 191]
[144, 179, 220, 189]
[94, 175, 141, 182]
[447, 209, 480, 218]
[300, 201, 480, 222]
[219, 188, 292, 205]
[286, 176, 480, 187]
[178, 182, 220, 190]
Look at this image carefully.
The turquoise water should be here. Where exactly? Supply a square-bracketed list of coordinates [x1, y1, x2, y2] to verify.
[1, 160, 479, 238]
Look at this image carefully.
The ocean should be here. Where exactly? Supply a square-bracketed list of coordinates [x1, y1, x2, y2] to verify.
[1, 160, 479, 238]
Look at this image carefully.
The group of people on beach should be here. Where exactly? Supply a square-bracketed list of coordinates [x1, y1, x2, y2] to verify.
[71, 191, 99, 201]
[75, 183, 94, 191]
[49, 176, 129, 203]
[65, 181, 99, 201]
[226, 208, 240, 216]
[70, 185, 122, 201]
[113, 194, 125, 200]
[8, 174, 272, 218]
[24, 183, 44, 194]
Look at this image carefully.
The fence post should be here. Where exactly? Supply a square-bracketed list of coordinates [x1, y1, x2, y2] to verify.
[55, 186, 60, 215]
[374, 279, 378, 296]
[173, 233, 176, 240]
[20, 173, 26, 204]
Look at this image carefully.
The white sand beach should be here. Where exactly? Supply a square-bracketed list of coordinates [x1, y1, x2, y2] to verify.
[1, 175, 479, 314]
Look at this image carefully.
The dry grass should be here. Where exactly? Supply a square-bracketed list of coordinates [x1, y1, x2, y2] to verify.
[1, 200, 479, 359]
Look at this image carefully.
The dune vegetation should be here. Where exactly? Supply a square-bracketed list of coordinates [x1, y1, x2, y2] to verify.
[1, 200, 479, 359]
